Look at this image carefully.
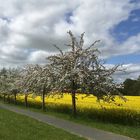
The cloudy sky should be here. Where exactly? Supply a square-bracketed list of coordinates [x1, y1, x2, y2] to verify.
[0, 0, 140, 82]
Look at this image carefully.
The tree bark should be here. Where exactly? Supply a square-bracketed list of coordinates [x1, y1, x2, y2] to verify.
[3, 94, 6, 102]
[71, 80, 77, 117]
[25, 94, 28, 108]
[14, 93, 17, 105]
[72, 91, 76, 116]
[7, 95, 10, 103]
[42, 87, 46, 111]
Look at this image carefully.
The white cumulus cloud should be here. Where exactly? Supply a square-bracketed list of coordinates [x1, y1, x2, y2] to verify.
[0, 0, 140, 81]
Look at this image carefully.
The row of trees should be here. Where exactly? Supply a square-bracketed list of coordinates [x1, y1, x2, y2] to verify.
[0, 31, 124, 116]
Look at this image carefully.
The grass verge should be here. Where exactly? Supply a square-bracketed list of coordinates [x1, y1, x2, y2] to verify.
[0, 107, 85, 140]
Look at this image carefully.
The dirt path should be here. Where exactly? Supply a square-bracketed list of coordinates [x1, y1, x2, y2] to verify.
[0, 103, 135, 140]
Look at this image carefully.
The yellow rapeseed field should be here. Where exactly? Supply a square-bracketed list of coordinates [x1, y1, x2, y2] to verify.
[17, 94, 140, 112]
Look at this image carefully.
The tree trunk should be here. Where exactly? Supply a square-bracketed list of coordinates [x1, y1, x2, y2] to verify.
[3, 94, 6, 102]
[7, 95, 10, 103]
[71, 80, 77, 117]
[14, 93, 17, 105]
[25, 95, 28, 108]
[42, 87, 46, 111]
[72, 91, 76, 117]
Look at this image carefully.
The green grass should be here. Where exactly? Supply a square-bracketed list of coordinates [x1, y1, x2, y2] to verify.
[0, 99, 140, 140]
[0, 108, 86, 140]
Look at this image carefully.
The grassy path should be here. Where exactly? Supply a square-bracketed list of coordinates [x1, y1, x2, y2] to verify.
[0, 102, 135, 140]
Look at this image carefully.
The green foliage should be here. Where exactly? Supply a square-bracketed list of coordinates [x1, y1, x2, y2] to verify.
[122, 76, 140, 96]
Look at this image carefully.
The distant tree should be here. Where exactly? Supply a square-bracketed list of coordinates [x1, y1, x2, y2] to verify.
[138, 76, 140, 81]
[9, 68, 21, 104]
[133, 76, 140, 96]
[48, 31, 124, 116]
[123, 79, 136, 95]
[123, 77, 140, 96]
[133, 82, 140, 96]
[0, 68, 20, 103]
[0, 68, 9, 102]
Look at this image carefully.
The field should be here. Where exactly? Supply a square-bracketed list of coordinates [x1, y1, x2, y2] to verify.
[26, 94, 140, 111]
[0, 108, 85, 140]
[16, 94, 140, 110]
[14, 94, 140, 125]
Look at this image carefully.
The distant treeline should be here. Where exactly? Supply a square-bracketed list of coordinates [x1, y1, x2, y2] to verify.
[120, 76, 140, 96]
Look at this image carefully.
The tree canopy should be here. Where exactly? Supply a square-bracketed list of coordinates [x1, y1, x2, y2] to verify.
[47, 31, 124, 115]
[0, 31, 127, 116]
[122, 76, 140, 96]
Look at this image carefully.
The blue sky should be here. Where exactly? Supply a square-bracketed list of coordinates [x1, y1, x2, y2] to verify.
[107, 54, 140, 64]
[65, 12, 73, 24]
[111, 9, 140, 43]
[108, 8, 140, 65]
